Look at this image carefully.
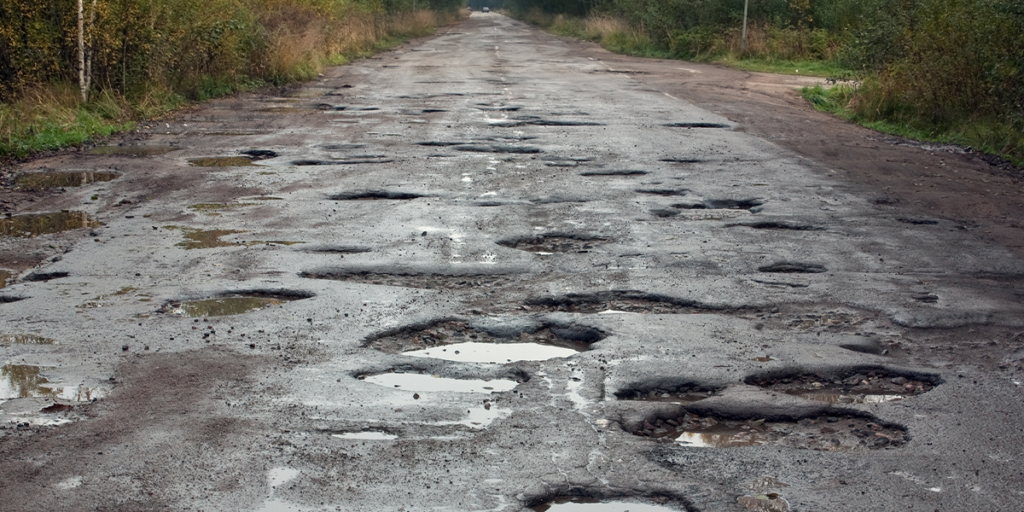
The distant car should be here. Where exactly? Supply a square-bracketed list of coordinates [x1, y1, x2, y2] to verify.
[482, 7, 490, 12]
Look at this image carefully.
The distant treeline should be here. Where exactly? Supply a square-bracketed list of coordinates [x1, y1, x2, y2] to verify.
[510, 0, 1023, 164]
[0, 0, 464, 104]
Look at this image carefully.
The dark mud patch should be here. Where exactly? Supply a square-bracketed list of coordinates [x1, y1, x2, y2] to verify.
[159, 290, 312, 317]
[188, 157, 255, 167]
[672, 198, 763, 210]
[454, 145, 542, 154]
[90, 145, 180, 156]
[1, 211, 100, 238]
[329, 190, 425, 200]
[531, 496, 691, 512]
[15, 171, 120, 191]
[634, 411, 908, 450]
[727, 222, 824, 231]
[664, 122, 731, 129]
[22, 272, 69, 282]
[758, 262, 827, 274]
[580, 170, 648, 176]
[637, 188, 688, 196]
[616, 384, 722, 404]
[746, 369, 939, 404]
[522, 291, 748, 314]
[497, 234, 610, 253]
[301, 270, 516, 289]
[366, 319, 607, 363]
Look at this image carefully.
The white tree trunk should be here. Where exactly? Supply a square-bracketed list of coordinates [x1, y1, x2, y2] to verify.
[78, 0, 86, 102]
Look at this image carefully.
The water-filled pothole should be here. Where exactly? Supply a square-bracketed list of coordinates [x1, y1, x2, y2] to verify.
[1, 364, 105, 401]
[531, 497, 686, 512]
[1, 212, 100, 237]
[497, 234, 610, 253]
[90, 145, 180, 156]
[616, 384, 720, 404]
[0, 270, 10, 288]
[523, 291, 742, 314]
[747, 370, 937, 404]
[580, 170, 648, 176]
[360, 372, 520, 393]
[637, 188, 688, 196]
[660, 158, 704, 164]
[737, 494, 790, 512]
[167, 227, 247, 249]
[672, 198, 763, 210]
[15, 171, 120, 191]
[758, 262, 826, 274]
[188, 157, 255, 167]
[329, 190, 424, 200]
[664, 122, 731, 129]
[332, 431, 398, 440]
[161, 291, 311, 317]
[23, 271, 69, 282]
[366, 320, 606, 363]
[635, 412, 908, 450]
[301, 270, 515, 289]
[0, 333, 55, 345]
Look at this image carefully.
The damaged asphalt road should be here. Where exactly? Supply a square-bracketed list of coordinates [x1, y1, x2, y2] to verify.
[3, 12, 1024, 512]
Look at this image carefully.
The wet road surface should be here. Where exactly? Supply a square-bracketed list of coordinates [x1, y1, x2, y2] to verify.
[3, 13, 1024, 512]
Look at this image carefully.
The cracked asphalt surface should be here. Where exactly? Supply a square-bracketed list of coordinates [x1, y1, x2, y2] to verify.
[3, 13, 1024, 512]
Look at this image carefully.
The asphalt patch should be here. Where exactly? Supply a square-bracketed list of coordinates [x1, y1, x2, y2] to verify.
[14, 171, 120, 191]
[497, 234, 610, 253]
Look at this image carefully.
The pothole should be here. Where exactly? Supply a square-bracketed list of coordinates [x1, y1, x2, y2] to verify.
[0, 296, 27, 304]
[660, 158, 704, 164]
[0, 270, 10, 288]
[580, 170, 648, 176]
[616, 384, 721, 404]
[301, 270, 516, 289]
[637, 188, 688, 196]
[634, 412, 908, 450]
[453, 145, 542, 154]
[359, 372, 521, 393]
[329, 190, 425, 200]
[187, 202, 259, 214]
[188, 157, 255, 167]
[497, 234, 610, 253]
[89, 145, 180, 156]
[165, 227, 247, 249]
[897, 218, 939, 225]
[23, 272, 69, 282]
[1, 212, 100, 237]
[664, 122, 731, 129]
[758, 262, 827, 274]
[672, 198, 763, 210]
[331, 431, 398, 440]
[531, 497, 687, 512]
[737, 494, 790, 512]
[1, 364, 106, 402]
[160, 291, 312, 317]
[727, 222, 823, 231]
[651, 209, 680, 218]
[0, 334, 55, 345]
[747, 369, 938, 404]
[15, 171, 120, 191]
[366, 319, 607, 363]
[301, 245, 372, 254]
[522, 291, 745, 314]
[293, 156, 393, 166]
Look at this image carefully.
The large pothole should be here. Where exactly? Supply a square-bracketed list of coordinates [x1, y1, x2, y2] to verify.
[329, 190, 425, 200]
[522, 291, 750, 314]
[672, 198, 763, 210]
[1, 212, 100, 238]
[159, 290, 312, 317]
[616, 383, 723, 405]
[531, 496, 690, 512]
[746, 369, 939, 404]
[366, 319, 607, 363]
[758, 262, 827, 274]
[15, 171, 120, 191]
[301, 269, 517, 289]
[497, 234, 610, 253]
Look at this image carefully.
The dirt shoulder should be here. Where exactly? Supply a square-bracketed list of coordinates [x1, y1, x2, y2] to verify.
[567, 41, 1024, 257]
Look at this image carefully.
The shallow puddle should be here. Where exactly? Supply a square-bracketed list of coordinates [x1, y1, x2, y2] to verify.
[90, 145, 180, 156]
[15, 171, 120, 191]
[188, 157, 255, 167]
[169, 293, 305, 317]
[635, 412, 908, 450]
[532, 497, 683, 511]
[498, 235, 610, 253]
[187, 202, 259, 213]
[0, 270, 10, 288]
[1, 364, 55, 399]
[332, 431, 398, 440]
[616, 385, 717, 404]
[362, 373, 519, 393]
[737, 494, 790, 512]
[1, 211, 99, 237]
[748, 371, 935, 404]
[367, 320, 603, 362]
[168, 227, 247, 249]
[0, 333, 55, 345]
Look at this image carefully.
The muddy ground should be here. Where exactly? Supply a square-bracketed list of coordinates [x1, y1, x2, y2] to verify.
[2, 13, 1024, 512]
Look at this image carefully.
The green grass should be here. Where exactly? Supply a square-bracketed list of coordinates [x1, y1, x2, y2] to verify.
[0, 108, 134, 159]
[714, 57, 852, 78]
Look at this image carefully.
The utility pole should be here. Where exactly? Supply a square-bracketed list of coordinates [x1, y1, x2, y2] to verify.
[741, 0, 749, 55]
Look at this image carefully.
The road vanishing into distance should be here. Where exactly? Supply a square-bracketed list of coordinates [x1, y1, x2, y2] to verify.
[3, 13, 1024, 512]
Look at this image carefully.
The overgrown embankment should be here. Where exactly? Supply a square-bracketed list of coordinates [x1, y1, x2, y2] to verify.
[0, 0, 465, 158]
[507, 0, 1023, 167]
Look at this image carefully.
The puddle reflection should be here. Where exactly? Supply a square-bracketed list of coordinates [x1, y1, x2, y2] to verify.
[404, 342, 578, 363]
[176, 296, 286, 317]
[0, 270, 10, 288]
[363, 373, 518, 393]
[1, 211, 99, 237]
[0, 333, 55, 345]
[90, 146, 180, 156]
[1, 364, 106, 401]
[16, 171, 120, 191]
[332, 432, 398, 440]
[532, 497, 682, 511]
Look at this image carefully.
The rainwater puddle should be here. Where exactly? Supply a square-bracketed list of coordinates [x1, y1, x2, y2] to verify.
[0, 270, 10, 288]
[301, 270, 515, 290]
[1, 211, 99, 238]
[90, 145, 180, 156]
[532, 497, 682, 511]
[0, 333, 55, 345]
[737, 494, 790, 512]
[15, 171, 120, 191]
[362, 373, 518, 393]
[635, 412, 908, 450]
[748, 370, 936, 404]
[368, 320, 604, 362]
[1, 364, 106, 401]
[188, 157, 255, 167]
[637, 188, 688, 196]
[616, 385, 718, 404]
[332, 431, 398, 440]
[167, 227, 246, 249]
[167, 292, 307, 317]
[498, 234, 610, 253]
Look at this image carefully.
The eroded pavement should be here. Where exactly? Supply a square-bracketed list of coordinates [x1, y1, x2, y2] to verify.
[2, 13, 1024, 512]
